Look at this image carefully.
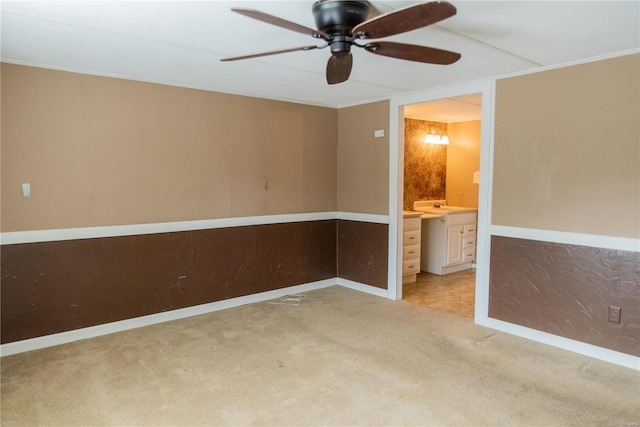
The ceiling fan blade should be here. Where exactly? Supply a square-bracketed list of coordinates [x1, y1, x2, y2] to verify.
[326, 54, 353, 85]
[353, 1, 456, 39]
[364, 41, 460, 65]
[232, 8, 330, 41]
[220, 45, 319, 62]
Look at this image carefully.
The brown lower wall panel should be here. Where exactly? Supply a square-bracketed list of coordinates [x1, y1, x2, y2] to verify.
[337, 220, 388, 289]
[1, 220, 337, 344]
[489, 236, 640, 357]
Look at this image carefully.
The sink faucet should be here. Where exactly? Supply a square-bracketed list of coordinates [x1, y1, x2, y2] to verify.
[432, 201, 441, 208]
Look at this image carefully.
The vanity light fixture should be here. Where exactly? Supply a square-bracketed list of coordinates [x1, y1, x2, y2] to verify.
[425, 130, 449, 145]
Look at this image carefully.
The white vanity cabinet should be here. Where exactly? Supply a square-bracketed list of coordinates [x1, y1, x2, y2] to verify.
[402, 212, 422, 284]
[421, 211, 477, 275]
[461, 223, 477, 264]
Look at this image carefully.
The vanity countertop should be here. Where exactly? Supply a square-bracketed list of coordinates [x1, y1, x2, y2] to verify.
[404, 211, 443, 219]
[420, 213, 445, 219]
[403, 211, 423, 218]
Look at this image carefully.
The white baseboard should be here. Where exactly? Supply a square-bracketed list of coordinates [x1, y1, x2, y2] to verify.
[4, 279, 637, 372]
[0, 278, 339, 357]
[482, 317, 640, 371]
[336, 277, 389, 298]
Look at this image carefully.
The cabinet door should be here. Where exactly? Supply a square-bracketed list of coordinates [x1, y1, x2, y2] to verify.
[446, 225, 464, 265]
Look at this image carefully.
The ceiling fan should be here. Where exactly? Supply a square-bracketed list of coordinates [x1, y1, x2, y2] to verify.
[220, 0, 461, 84]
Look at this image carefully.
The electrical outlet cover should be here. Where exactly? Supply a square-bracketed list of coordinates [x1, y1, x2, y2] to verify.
[608, 306, 621, 324]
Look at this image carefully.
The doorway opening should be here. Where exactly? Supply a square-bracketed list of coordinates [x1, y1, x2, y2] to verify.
[387, 80, 492, 326]
[401, 95, 482, 318]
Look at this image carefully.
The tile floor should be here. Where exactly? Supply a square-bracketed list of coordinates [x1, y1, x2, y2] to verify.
[403, 269, 476, 318]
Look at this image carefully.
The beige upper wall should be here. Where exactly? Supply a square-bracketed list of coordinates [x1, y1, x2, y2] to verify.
[337, 100, 390, 215]
[1, 64, 337, 232]
[446, 120, 481, 208]
[493, 54, 639, 238]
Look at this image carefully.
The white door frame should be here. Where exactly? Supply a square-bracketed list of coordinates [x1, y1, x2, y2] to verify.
[386, 79, 495, 326]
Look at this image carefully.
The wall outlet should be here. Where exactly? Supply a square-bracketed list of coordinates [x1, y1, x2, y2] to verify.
[177, 275, 187, 290]
[608, 306, 621, 324]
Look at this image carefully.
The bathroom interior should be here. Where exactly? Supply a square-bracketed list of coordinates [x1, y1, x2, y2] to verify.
[401, 94, 482, 318]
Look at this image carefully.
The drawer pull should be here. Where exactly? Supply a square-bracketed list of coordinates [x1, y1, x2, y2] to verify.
[408, 236, 416, 240]
[408, 250, 415, 254]
[408, 265, 415, 269]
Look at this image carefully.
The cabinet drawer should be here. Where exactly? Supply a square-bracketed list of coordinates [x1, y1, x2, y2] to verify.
[463, 247, 476, 262]
[403, 244, 420, 260]
[463, 236, 475, 247]
[402, 259, 420, 275]
[403, 230, 420, 246]
[463, 224, 476, 236]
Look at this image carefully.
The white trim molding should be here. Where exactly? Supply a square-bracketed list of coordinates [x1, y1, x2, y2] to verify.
[491, 225, 640, 253]
[336, 278, 388, 298]
[484, 318, 640, 371]
[388, 79, 494, 305]
[0, 211, 392, 245]
[337, 212, 389, 224]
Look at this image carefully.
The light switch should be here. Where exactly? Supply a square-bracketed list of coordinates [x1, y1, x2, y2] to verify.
[22, 183, 30, 198]
[374, 129, 385, 138]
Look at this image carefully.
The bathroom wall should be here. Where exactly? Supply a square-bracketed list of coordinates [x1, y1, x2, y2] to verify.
[403, 118, 447, 210]
[445, 120, 481, 208]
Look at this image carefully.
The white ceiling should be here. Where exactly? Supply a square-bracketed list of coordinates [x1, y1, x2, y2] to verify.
[1, 1, 638, 109]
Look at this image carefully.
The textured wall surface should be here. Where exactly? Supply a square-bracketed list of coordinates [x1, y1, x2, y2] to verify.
[489, 236, 640, 356]
[403, 118, 447, 210]
[1, 221, 337, 343]
[337, 220, 389, 289]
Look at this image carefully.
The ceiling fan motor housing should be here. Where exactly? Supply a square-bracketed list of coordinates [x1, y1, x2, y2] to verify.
[312, 0, 370, 55]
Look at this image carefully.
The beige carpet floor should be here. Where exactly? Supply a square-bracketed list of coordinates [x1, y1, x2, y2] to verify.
[1, 285, 638, 426]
